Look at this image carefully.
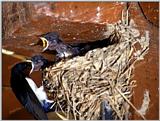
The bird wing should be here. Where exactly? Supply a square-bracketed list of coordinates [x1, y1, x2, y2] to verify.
[10, 67, 48, 119]
[13, 80, 48, 120]
[24, 88, 48, 120]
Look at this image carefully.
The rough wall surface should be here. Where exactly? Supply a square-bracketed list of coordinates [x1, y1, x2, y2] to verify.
[2, 2, 125, 42]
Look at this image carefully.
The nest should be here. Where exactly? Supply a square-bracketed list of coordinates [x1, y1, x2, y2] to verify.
[42, 11, 149, 120]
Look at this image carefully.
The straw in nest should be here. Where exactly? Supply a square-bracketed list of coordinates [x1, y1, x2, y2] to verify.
[42, 10, 149, 120]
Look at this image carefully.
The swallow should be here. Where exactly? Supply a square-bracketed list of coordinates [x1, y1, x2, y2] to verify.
[10, 55, 55, 120]
[36, 32, 85, 60]
[36, 32, 115, 60]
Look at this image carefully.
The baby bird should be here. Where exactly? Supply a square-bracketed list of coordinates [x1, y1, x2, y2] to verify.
[38, 32, 84, 59]
[36, 32, 112, 61]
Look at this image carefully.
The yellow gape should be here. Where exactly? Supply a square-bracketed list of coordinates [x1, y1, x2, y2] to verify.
[39, 37, 48, 48]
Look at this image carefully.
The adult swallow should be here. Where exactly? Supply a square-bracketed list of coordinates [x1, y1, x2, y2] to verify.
[10, 55, 54, 120]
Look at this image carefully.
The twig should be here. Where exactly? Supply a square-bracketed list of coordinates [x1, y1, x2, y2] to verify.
[55, 112, 68, 120]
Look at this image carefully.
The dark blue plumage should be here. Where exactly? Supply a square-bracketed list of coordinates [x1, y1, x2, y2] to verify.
[10, 55, 54, 120]
[38, 32, 114, 60]
[39, 32, 87, 59]
[100, 101, 113, 120]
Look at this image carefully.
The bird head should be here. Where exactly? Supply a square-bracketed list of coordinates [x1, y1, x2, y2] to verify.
[27, 55, 49, 74]
[39, 32, 62, 52]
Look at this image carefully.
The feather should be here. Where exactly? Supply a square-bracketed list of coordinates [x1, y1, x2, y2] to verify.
[10, 62, 48, 120]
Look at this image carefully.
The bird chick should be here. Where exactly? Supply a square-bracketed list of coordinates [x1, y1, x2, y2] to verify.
[37, 32, 112, 61]
[38, 32, 81, 59]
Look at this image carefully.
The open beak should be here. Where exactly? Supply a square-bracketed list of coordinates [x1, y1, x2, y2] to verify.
[39, 37, 49, 52]
[25, 60, 34, 74]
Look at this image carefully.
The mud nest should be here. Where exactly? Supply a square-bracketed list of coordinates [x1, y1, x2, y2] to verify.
[42, 11, 149, 120]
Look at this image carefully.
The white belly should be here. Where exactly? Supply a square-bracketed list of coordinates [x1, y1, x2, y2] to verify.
[25, 77, 51, 104]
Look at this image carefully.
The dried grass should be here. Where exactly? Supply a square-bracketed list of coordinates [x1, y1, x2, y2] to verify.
[42, 10, 149, 120]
